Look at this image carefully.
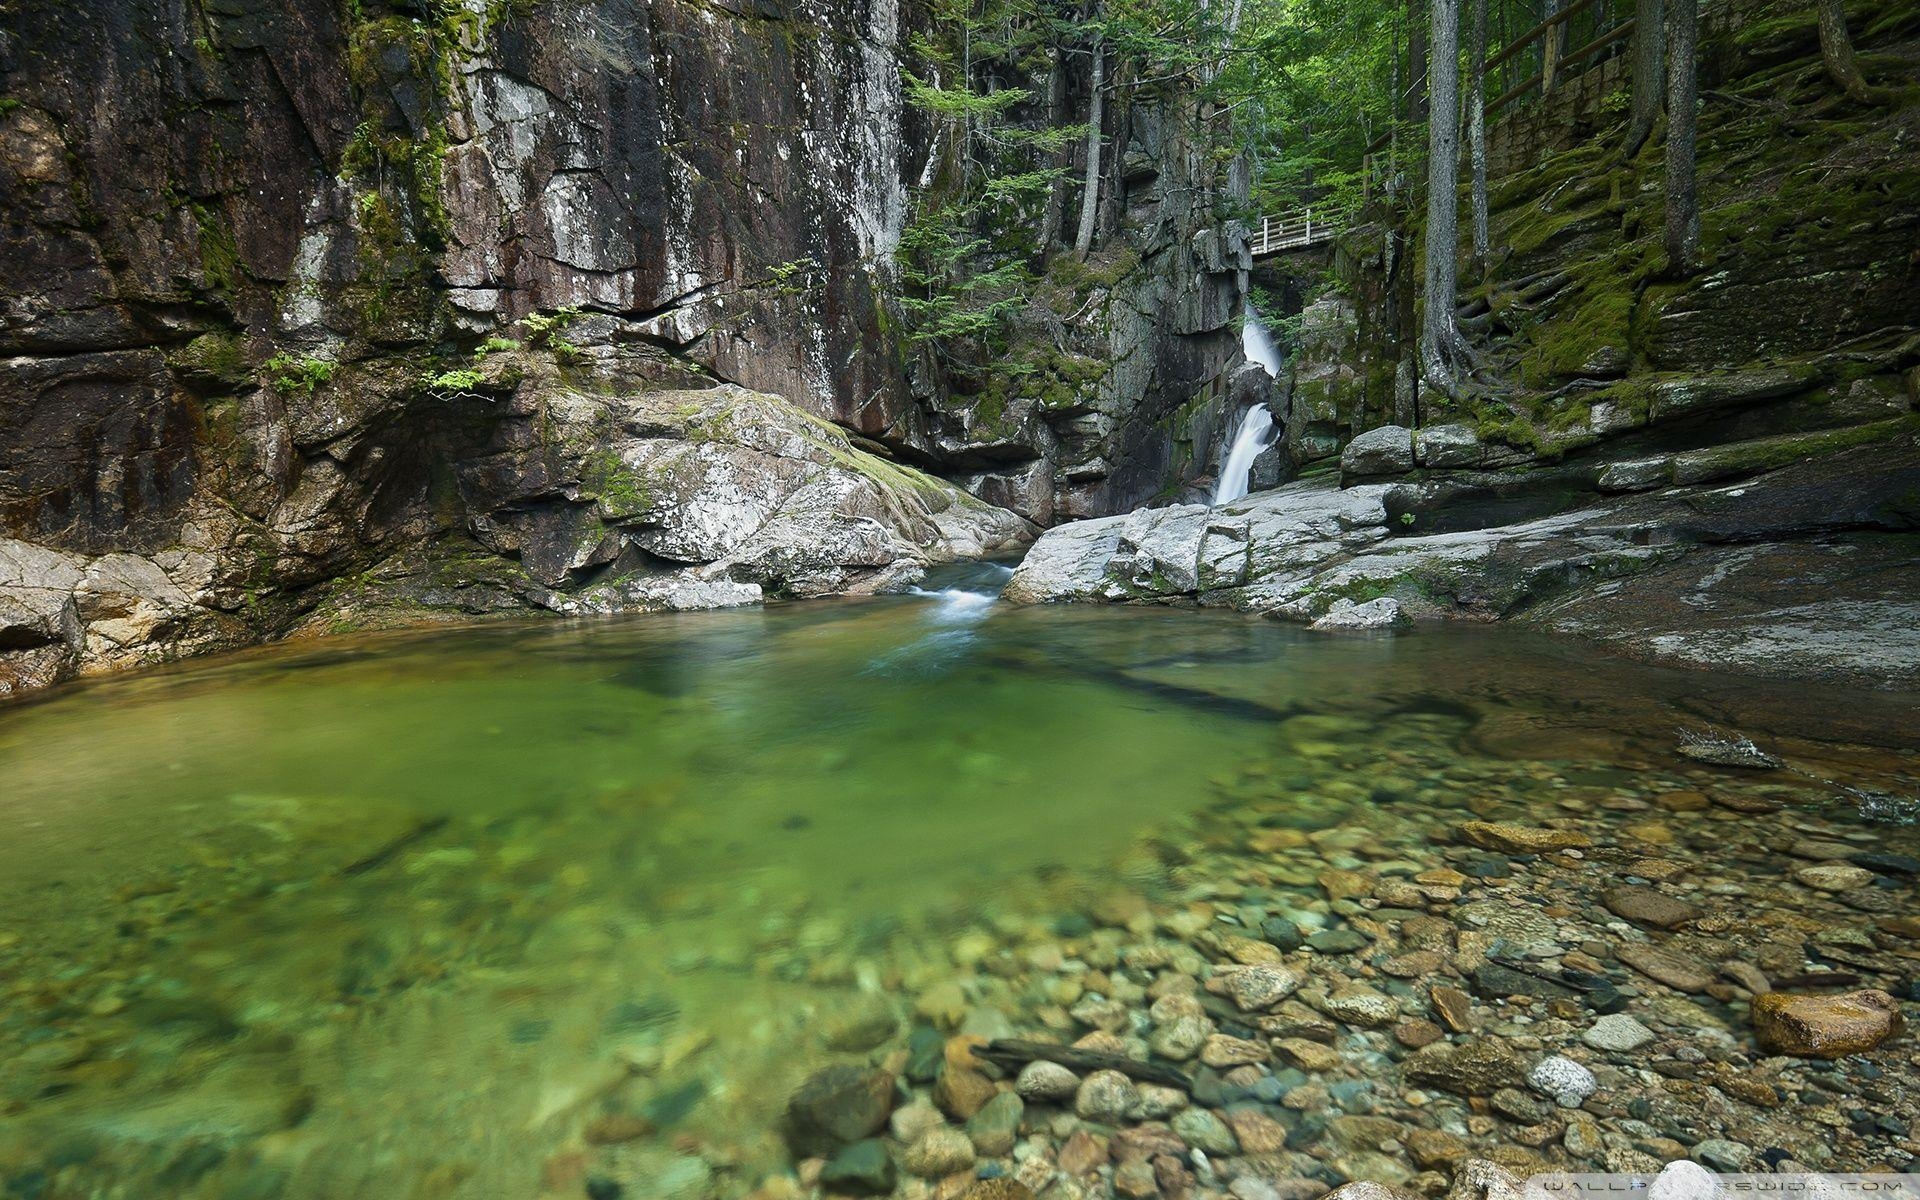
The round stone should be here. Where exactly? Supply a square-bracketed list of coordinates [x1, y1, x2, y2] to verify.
[1073, 1069, 1142, 1123]
[1527, 1054, 1597, 1108]
[1014, 1059, 1080, 1102]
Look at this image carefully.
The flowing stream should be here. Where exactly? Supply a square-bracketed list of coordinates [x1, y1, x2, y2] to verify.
[1213, 404, 1275, 505]
[0, 589, 1916, 1198]
[1242, 316, 1284, 376]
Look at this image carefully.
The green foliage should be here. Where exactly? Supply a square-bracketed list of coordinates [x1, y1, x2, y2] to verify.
[265, 353, 336, 396]
[897, 203, 1034, 346]
[523, 307, 582, 361]
[421, 367, 485, 398]
[765, 258, 819, 297]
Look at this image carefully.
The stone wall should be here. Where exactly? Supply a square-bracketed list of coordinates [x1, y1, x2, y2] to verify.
[1486, 52, 1631, 177]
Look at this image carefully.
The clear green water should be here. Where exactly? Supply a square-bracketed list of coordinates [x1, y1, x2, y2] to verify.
[1, 574, 1915, 1198]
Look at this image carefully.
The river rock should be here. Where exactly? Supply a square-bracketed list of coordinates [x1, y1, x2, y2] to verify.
[1582, 1013, 1655, 1052]
[1151, 1014, 1215, 1061]
[1751, 989, 1904, 1057]
[1322, 1182, 1420, 1200]
[1201, 1034, 1270, 1067]
[936, 1037, 998, 1119]
[1852, 850, 1920, 875]
[902, 1127, 976, 1178]
[1312, 597, 1407, 630]
[1692, 1139, 1755, 1170]
[1649, 1162, 1720, 1200]
[1318, 869, 1376, 901]
[1472, 962, 1578, 1002]
[890, 1098, 946, 1144]
[1274, 1037, 1342, 1071]
[1602, 886, 1703, 930]
[1458, 822, 1592, 853]
[785, 1065, 895, 1154]
[1403, 1037, 1525, 1095]
[1527, 1055, 1597, 1107]
[1448, 1159, 1528, 1200]
[1342, 425, 1415, 476]
[1262, 917, 1306, 951]
[965, 1090, 1024, 1156]
[1306, 928, 1371, 953]
[820, 1140, 897, 1195]
[1431, 986, 1476, 1033]
[1320, 984, 1400, 1028]
[1395, 1019, 1445, 1048]
[1794, 864, 1874, 891]
[1173, 1107, 1240, 1154]
[1074, 1069, 1142, 1123]
[1225, 1108, 1291, 1153]
[1490, 1087, 1551, 1124]
[958, 1183, 1035, 1200]
[1222, 933, 1289, 965]
[1225, 964, 1305, 1011]
[1015, 1060, 1079, 1102]
[1616, 944, 1714, 993]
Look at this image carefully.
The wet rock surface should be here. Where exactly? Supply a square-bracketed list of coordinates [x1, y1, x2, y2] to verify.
[0, 355, 1031, 695]
[1006, 424, 1920, 688]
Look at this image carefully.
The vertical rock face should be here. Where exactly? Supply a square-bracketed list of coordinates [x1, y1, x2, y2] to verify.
[434, 0, 913, 432]
[0, 0, 1249, 693]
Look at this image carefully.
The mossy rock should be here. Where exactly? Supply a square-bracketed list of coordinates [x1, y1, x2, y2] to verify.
[169, 331, 252, 392]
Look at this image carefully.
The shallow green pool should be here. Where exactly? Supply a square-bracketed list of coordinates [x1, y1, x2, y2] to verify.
[1, 573, 1915, 1198]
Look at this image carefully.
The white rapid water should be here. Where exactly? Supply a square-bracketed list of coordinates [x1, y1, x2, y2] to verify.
[1242, 316, 1284, 376]
[1212, 404, 1274, 506]
[906, 562, 1015, 623]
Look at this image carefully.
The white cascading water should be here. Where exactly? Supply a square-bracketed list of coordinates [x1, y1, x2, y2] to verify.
[908, 562, 1015, 623]
[1242, 316, 1284, 377]
[1212, 404, 1274, 506]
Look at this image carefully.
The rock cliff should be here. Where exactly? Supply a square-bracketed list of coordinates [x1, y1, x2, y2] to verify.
[0, 0, 1247, 693]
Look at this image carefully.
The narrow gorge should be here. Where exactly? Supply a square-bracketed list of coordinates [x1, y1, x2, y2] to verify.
[1, 0, 1917, 1199]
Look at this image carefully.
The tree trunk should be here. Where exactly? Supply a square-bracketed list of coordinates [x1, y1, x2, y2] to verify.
[1038, 46, 1070, 252]
[1818, 0, 1881, 104]
[1542, 0, 1564, 95]
[1662, 0, 1700, 276]
[1073, 38, 1105, 260]
[1420, 0, 1469, 397]
[1468, 0, 1490, 278]
[1409, 1, 1429, 124]
[1623, 0, 1665, 156]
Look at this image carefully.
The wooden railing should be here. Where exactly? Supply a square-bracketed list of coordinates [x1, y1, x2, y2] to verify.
[1484, 0, 1635, 116]
[1252, 0, 1653, 255]
[1357, 0, 1642, 158]
[1249, 210, 1338, 257]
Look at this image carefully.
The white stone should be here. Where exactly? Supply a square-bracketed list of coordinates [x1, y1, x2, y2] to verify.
[1527, 1054, 1597, 1108]
[1311, 597, 1406, 630]
[1014, 1060, 1079, 1103]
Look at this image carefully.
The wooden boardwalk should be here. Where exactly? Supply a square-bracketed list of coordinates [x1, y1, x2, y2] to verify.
[1248, 211, 1338, 258]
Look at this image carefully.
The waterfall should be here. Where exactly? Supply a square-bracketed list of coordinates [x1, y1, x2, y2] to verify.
[1242, 316, 1284, 377]
[1212, 404, 1274, 506]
